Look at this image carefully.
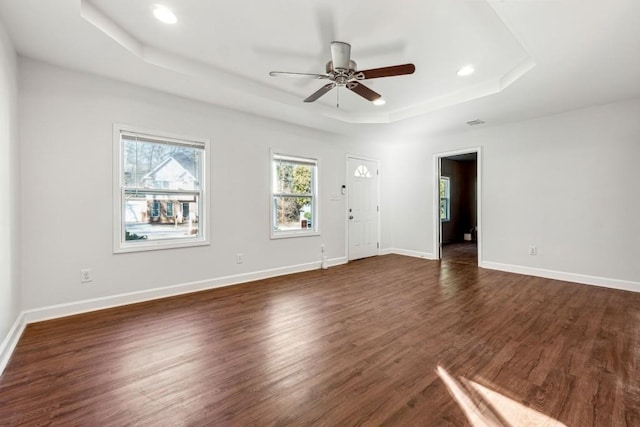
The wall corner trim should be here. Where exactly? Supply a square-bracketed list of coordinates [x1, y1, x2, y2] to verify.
[0, 313, 26, 377]
[482, 261, 640, 293]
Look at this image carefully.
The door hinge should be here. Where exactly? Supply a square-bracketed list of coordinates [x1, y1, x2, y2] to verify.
[377, 205, 379, 212]
[377, 242, 380, 249]
[377, 169, 379, 175]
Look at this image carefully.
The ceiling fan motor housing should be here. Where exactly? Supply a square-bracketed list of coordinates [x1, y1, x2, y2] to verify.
[326, 60, 357, 86]
[330, 41, 352, 71]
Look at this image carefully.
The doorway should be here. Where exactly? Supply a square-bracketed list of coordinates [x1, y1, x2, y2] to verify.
[347, 156, 380, 261]
[433, 148, 481, 266]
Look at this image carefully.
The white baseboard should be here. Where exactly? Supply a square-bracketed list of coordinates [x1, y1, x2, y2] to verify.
[8, 254, 633, 377]
[327, 256, 348, 268]
[0, 259, 328, 375]
[2, 257, 350, 376]
[483, 261, 640, 293]
[380, 248, 435, 260]
[22, 257, 347, 325]
[0, 312, 26, 376]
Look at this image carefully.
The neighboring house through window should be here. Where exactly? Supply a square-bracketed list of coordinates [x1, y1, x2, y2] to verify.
[113, 125, 210, 252]
[271, 152, 318, 238]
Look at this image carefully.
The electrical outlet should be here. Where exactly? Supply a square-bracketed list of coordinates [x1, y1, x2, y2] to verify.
[529, 246, 537, 256]
[80, 268, 93, 283]
[236, 253, 244, 264]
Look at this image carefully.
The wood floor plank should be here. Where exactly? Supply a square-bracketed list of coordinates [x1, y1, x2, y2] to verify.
[1, 254, 639, 426]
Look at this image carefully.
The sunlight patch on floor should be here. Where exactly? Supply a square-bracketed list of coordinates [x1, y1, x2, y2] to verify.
[436, 366, 566, 427]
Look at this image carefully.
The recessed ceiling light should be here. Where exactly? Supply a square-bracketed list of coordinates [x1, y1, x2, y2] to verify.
[373, 98, 386, 106]
[457, 65, 475, 77]
[153, 5, 177, 24]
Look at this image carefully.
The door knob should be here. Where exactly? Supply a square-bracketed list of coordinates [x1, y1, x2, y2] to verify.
[349, 215, 354, 220]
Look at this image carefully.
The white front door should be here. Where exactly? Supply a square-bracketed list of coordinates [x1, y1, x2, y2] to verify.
[348, 157, 379, 261]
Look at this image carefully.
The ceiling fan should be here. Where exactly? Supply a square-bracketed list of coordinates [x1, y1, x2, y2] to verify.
[269, 41, 415, 104]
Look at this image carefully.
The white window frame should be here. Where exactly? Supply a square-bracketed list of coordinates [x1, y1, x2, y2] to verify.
[270, 150, 320, 239]
[113, 124, 210, 253]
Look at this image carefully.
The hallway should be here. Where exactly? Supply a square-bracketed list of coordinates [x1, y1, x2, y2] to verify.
[442, 242, 478, 266]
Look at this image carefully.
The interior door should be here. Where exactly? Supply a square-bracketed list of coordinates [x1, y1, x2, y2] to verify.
[438, 156, 443, 260]
[348, 157, 379, 260]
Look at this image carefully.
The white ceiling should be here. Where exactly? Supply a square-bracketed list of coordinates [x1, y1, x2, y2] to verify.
[0, 0, 639, 138]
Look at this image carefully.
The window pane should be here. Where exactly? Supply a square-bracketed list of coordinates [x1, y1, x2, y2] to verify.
[440, 199, 449, 220]
[440, 176, 450, 199]
[124, 193, 199, 241]
[123, 138, 201, 191]
[273, 196, 313, 231]
[354, 165, 371, 178]
[274, 160, 314, 195]
[439, 176, 450, 221]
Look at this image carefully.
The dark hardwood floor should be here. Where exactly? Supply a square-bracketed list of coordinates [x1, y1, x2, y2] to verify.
[1, 255, 639, 426]
[442, 242, 478, 266]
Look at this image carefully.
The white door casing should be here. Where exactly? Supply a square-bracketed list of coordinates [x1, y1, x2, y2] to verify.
[432, 147, 482, 266]
[348, 156, 379, 261]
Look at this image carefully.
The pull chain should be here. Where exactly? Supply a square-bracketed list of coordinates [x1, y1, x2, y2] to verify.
[337, 86, 340, 109]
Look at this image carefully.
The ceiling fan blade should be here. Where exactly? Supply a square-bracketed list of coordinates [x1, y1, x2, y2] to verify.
[355, 63, 416, 80]
[346, 82, 382, 102]
[269, 71, 331, 79]
[304, 83, 337, 102]
[330, 41, 351, 70]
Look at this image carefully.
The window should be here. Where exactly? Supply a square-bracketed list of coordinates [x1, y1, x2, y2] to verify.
[271, 152, 318, 238]
[440, 176, 450, 222]
[113, 125, 209, 252]
[354, 165, 372, 178]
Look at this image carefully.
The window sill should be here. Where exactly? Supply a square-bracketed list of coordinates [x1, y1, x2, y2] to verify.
[114, 237, 210, 253]
[270, 230, 320, 240]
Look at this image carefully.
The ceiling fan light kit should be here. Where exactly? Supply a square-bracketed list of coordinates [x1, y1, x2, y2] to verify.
[269, 41, 415, 105]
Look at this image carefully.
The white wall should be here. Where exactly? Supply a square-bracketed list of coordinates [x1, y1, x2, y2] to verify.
[16, 55, 640, 318]
[387, 98, 640, 288]
[19, 59, 383, 311]
[0, 18, 20, 351]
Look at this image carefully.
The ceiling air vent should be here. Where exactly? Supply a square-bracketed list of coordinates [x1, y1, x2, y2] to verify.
[466, 119, 485, 126]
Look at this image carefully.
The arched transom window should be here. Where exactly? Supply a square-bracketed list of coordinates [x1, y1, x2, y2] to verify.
[354, 165, 371, 178]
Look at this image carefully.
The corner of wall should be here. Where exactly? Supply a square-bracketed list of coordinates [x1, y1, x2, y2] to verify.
[0, 15, 23, 378]
[0, 313, 25, 376]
